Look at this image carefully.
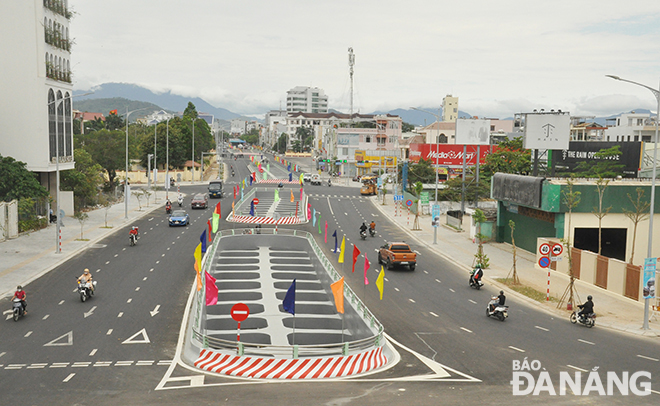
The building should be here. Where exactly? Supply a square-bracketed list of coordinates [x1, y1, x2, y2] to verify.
[264, 109, 287, 148]
[73, 110, 105, 134]
[138, 110, 174, 125]
[230, 119, 247, 136]
[286, 86, 328, 113]
[442, 95, 458, 122]
[0, 0, 74, 204]
[604, 112, 657, 142]
[417, 121, 456, 144]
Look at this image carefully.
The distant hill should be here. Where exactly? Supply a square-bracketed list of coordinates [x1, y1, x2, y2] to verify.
[374, 108, 471, 126]
[73, 97, 168, 120]
[73, 83, 251, 121]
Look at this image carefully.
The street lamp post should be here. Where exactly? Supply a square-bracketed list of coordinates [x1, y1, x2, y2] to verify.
[607, 75, 660, 330]
[411, 107, 441, 245]
[124, 107, 149, 219]
[166, 117, 171, 200]
[147, 154, 153, 190]
[191, 119, 195, 184]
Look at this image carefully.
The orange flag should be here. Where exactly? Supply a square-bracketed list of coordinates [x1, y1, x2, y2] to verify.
[290, 189, 295, 202]
[194, 261, 202, 291]
[331, 277, 344, 314]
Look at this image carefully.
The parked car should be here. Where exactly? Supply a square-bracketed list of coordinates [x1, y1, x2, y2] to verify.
[169, 210, 190, 227]
[311, 174, 322, 185]
[191, 193, 208, 209]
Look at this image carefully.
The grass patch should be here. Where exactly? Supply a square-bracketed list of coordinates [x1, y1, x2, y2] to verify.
[496, 278, 558, 303]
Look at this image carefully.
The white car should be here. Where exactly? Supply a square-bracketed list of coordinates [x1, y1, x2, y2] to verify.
[303, 173, 312, 183]
[311, 174, 321, 185]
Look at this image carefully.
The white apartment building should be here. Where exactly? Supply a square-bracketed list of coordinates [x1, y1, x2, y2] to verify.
[604, 112, 657, 142]
[0, 0, 74, 201]
[286, 86, 329, 113]
[264, 109, 287, 148]
[230, 119, 247, 136]
[442, 95, 458, 122]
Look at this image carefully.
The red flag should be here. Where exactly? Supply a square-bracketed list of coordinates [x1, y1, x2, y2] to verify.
[109, 109, 117, 115]
[352, 245, 360, 273]
[205, 271, 218, 306]
[215, 202, 221, 214]
[206, 219, 212, 241]
[364, 257, 370, 285]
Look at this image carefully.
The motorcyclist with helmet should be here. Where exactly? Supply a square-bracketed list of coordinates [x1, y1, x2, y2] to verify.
[12, 286, 27, 314]
[359, 222, 368, 235]
[577, 295, 594, 321]
[78, 268, 95, 292]
[129, 226, 139, 244]
[165, 199, 172, 214]
[470, 264, 484, 287]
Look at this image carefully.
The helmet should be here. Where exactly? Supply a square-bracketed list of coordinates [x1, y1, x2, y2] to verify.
[84, 268, 90, 274]
[475, 264, 482, 269]
[17, 285, 22, 291]
[587, 295, 592, 300]
[500, 290, 504, 295]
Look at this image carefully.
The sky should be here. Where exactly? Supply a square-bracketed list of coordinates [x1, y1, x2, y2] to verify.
[71, 0, 660, 119]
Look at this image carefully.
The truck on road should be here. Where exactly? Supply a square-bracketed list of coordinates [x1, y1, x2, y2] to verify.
[378, 242, 417, 271]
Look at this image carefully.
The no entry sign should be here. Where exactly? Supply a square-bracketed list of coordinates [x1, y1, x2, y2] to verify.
[231, 303, 249, 322]
[252, 198, 259, 205]
[552, 243, 563, 256]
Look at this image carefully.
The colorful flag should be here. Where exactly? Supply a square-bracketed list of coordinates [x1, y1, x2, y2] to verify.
[364, 257, 370, 285]
[307, 203, 311, 221]
[200, 230, 207, 253]
[274, 188, 280, 202]
[250, 200, 255, 216]
[283, 279, 296, 315]
[318, 213, 322, 234]
[331, 277, 344, 314]
[231, 200, 235, 218]
[312, 209, 316, 227]
[333, 230, 338, 253]
[324, 221, 328, 243]
[195, 261, 202, 291]
[299, 173, 304, 185]
[212, 203, 220, 233]
[338, 236, 346, 263]
[300, 188, 303, 201]
[290, 189, 295, 202]
[194, 243, 202, 271]
[205, 271, 218, 306]
[233, 185, 237, 199]
[289, 172, 293, 182]
[207, 219, 212, 240]
[109, 109, 117, 115]
[376, 265, 385, 300]
[352, 245, 360, 273]
[249, 175, 253, 186]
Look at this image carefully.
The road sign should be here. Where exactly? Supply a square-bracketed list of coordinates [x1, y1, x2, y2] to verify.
[252, 198, 259, 205]
[421, 192, 430, 205]
[231, 303, 249, 322]
[552, 243, 563, 256]
[394, 195, 404, 202]
[539, 243, 551, 256]
[539, 256, 551, 268]
[405, 199, 413, 207]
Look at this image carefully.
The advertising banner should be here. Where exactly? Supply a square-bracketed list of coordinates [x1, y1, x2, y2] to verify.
[551, 141, 642, 177]
[643, 257, 657, 299]
[408, 144, 495, 166]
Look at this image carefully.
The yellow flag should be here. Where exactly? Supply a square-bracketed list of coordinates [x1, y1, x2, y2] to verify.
[299, 173, 304, 184]
[194, 261, 202, 291]
[338, 236, 346, 263]
[194, 243, 202, 271]
[376, 265, 385, 300]
[330, 277, 344, 314]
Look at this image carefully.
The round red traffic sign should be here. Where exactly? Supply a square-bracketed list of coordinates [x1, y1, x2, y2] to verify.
[539, 256, 551, 268]
[252, 198, 259, 205]
[539, 243, 551, 256]
[231, 303, 249, 322]
[552, 243, 563, 256]
[405, 199, 413, 207]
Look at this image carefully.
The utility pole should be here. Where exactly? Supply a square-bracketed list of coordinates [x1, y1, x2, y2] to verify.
[348, 47, 355, 124]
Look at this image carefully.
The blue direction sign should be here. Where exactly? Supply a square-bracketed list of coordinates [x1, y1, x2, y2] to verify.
[394, 194, 404, 201]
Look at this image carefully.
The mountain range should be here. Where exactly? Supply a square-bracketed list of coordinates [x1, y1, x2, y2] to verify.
[73, 82, 651, 128]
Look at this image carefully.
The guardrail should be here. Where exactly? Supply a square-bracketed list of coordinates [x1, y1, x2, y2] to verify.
[189, 228, 384, 359]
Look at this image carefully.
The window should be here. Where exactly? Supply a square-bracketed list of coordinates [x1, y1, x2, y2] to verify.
[366, 136, 371, 143]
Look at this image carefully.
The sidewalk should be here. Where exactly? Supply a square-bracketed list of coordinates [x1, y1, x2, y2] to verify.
[0, 189, 172, 299]
[369, 195, 660, 338]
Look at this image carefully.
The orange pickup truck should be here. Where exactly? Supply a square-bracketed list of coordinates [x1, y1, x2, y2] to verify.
[378, 242, 417, 271]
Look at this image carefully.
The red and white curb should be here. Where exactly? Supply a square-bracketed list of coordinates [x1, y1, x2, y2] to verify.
[257, 179, 302, 184]
[194, 346, 386, 379]
[230, 215, 302, 224]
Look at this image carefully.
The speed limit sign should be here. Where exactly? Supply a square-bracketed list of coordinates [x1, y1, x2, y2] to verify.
[539, 243, 551, 256]
[552, 243, 563, 256]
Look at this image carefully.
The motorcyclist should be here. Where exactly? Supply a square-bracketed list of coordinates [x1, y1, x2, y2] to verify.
[328, 178, 332, 186]
[165, 200, 172, 214]
[577, 295, 594, 321]
[359, 222, 368, 235]
[129, 226, 139, 242]
[369, 221, 376, 232]
[177, 193, 184, 206]
[489, 290, 505, 313]
[12, 286, 27, 314]
[78, 268, 94, 292]
[470, 264, 484, 286]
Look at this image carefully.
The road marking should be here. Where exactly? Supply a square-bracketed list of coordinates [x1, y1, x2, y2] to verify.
[105, 261, 110, 264]
[114, 254, 118, 257]
[637, 354, 659, 362]
[127, 298, 132, 303]
[72, 288, 77, 293]
[50, 362, 69, 368]
[394, 287, 400, 292]
[161, 254, 165, 257]
[650, 389, 660, 395]
[27, 363, 47, 369]
[156, 261, 160, 264]
[42, 314, 49, 320]
[84, 306, 97, 318]
[460, 327, 473, 333]
[167, 247, 171, 251]
[423, 270, 428, 274]
[44, 331, 73, 347]
[567, 365, 588, 372]
[535, 326, 549, 331]
[63, 373, 75, 382]
[0, 352, 5, 358]
[508, 346, 525, 353]
[3, 309, 12, 315]
[468, 299, 477, 304]
[578, 339, 595, 345]
[115, 361, 134, 366]
[6, 364, 26, 369]
[409, 298, 416, 303]
[24, 331, 32, 338]
[150, 305, 161, 317]
[435, 279, 441, 283]
[118, 312, 123, 318]
[135, 287, 140, 291]
[136, 360, 154, 366]
[106, 329, 113, 335]
[123, 328, 151, 344]
[95, 269, 101, 273]
[58, 300, 65, 305]
[89, 349, 97, 356]
[449, 288, 455, 293]
[72, 362, 91, 368]
[429, 312, 439, 317]
[94, 361, 112, 367]
[149, 268, 154, 272]
[172, 241, 175, 245]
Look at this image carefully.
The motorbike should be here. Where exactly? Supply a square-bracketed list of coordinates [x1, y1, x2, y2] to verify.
[469, 270, 484, 290]
[77, 278, 96, 302]
[570, 311, 596, 328]
[166, 205, 172, 215]
[177, 196, 183, 207]
[369, 228, 376, 237]
[129, 233, 137, 246]
[486, 298, 508, 321]
[12, 298, 25, 321]
[328, 179, 332, 187]
[232, 171, 235, 177]
[360, 230, 367, 240]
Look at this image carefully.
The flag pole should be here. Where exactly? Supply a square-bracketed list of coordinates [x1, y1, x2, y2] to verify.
[341, 313, 344, 343]
[292, 313, 296, 345]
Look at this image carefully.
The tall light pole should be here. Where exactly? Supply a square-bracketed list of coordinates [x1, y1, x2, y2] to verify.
[191, 118, 195, 184]
[607, 75, 660, 330]
[124, 107, 149, 219]
[49, 92, 93, 254]
[153, 121, 158, 186]
[166, 117, 171, 200]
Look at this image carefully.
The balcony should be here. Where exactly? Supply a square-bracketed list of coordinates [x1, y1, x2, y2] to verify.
[45, 62, 72, 83]
[45, 28, 72, 52]
[44, 0, 73, 19]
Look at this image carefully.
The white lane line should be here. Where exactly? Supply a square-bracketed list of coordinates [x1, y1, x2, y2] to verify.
[89, 349, 97, 356]
[650, 389, 660, 395]
[143, 277, 147, 281]
[156, 261, 160, 264]
[136, 360, 154, 366]
[149, 268, 154, 272]
[161, 254, 165, 257]
[468, 299, 477, 304]
[95, 269, 101, 273]
[135, 287, 140, 291]
[72, 362, 91, 368]
[567, 365, 588, 372]
[172, 241, 175, 245]
[435, 279, 441, 283]
[394, 288, 400, 292]
[509, 346, 525, 353]
[449, 288, 455, 293]
[27, 363, 47, 369]
[578, 339, 595, 345]
[58, 300, 64, 305]
[24, 331, 33, 338]
[637, 354, 659, 362]
[106, 329, 113, 335]
[6, 364, 26, 369]
[423, 270, 428, 274]
[72, 288, 77, 293]
[157, 360, 172, 366]
[384, 278, 389, 282]
[535, 326, 549, 331]
[115, 361, 134, 366]
[105, 261, 110, 264]
[409, 298, 416, 303]
[114, 254, 118, 257]
[94, 361, 112, 367]
[460, 327, 473, 333]
[118, 312, 123, 318]
[63, 373, 75, 382]
[50, 362, 69, 368]
[429, 312, 439, 317]
[42, 314, 49, 320]
[0, 352, 5, 358]
[127, 298, 132, 303]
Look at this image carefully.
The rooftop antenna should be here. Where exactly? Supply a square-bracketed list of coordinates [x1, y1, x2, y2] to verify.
[348, 47, 355, 124]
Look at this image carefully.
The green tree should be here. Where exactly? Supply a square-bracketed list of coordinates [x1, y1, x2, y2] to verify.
[295, 126, 313, 151]
[623, 188, 650, 264]
[105, 113, 125, 131]
[481, 136, 531, 179]
[183, 102, 198, 120]
[438, 175, 489, 203]
[569, 146, 625, 178]
[398, 158, 436, 191]
[558, 177, 581, 310]
[0, 155, 49, 202]
[412, 181, 424, 230]
[60, 148, 104, 211]
[275, 133, 287, 154]
[402, 122, 415, 132]
[76, 129, 125, 189]
[473, 208, 490, 269]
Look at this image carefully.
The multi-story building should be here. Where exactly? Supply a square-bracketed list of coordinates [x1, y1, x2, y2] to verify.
[0, 0, 74, 202]
[604, 112, 657, 142]
[286, 86, 328, 113]
[264, 109, 287, 148]
[442, 94, 458, 122]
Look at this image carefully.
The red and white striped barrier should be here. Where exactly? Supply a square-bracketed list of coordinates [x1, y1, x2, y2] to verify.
[231, 215, 302, 225]
[257, 179, 301, 184]
[194, 346, 386, 379]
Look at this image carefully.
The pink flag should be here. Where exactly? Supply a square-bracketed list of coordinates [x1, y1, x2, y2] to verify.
[205, 271, 218, 306]
[324, 221, 328, 243]
[307, 203, 311, 221]
[364, 257, 370, 285]
[300, 188, 303, 201]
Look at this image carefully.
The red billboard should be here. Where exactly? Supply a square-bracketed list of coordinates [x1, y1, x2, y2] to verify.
[408, 144, 496, 166]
